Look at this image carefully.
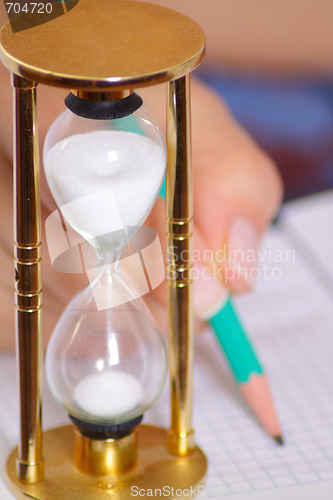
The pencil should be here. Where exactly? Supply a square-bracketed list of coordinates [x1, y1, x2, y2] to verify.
[159, 181, 283, 444]
[209, 297, 284, 444]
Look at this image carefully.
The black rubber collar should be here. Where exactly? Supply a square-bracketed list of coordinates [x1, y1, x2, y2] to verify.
[69, 414, 143, 440]
[65, 92, 143, 120]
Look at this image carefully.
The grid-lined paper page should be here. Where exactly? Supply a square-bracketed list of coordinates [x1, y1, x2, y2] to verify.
[280, 190, 333, 288]
[146, 228, 333, 498]
[1, 202, 333, 499]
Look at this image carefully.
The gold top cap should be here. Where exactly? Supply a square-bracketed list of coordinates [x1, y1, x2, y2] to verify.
[0, 0, 205, 90]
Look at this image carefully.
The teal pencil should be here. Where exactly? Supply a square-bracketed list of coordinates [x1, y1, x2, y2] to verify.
[209, 296, 283, 444]
[160, 180, 283, 444]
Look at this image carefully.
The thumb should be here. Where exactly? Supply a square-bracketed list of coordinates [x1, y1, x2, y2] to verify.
[191, 82, 283, 293]
[194, 147, 282, 293]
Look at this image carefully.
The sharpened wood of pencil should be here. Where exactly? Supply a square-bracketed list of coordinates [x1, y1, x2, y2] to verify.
[209, 297, 284, 444]
[159, 181, 283, 443]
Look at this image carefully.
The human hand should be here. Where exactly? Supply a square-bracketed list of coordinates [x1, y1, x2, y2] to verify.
[0, 67, 282, 350]
[142, 78, 282, 331]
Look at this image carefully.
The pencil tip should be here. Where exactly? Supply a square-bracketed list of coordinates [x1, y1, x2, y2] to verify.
[273, 435, 285, 446]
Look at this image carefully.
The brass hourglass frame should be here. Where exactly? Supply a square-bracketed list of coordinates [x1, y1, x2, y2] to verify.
[0, 0, 206, 498]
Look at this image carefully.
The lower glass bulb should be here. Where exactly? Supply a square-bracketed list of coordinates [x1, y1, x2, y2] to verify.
[46, 268, 167, 425]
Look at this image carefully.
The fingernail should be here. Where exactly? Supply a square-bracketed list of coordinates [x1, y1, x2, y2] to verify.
[193, 262, 229, 320]
[227, 218, 260, 287]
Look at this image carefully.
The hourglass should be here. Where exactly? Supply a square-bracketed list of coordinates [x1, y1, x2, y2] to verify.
[0, 0, 206, 498]
[44, 101, 169, 475]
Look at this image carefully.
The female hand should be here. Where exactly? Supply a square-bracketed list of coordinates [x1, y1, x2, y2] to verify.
[0, 67, 282, 349]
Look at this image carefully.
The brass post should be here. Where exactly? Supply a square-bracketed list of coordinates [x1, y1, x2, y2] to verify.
[166, 74, 195, 456]
[12, 74, 44, 484]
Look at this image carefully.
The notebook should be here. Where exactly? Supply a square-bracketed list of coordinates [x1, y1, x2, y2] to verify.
[0, 191, 333, 499]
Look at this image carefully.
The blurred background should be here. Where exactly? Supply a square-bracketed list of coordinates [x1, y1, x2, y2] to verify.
[1, 0, 333, 204]
[152, 0, 333, 203]
[198, 69, 333, 202]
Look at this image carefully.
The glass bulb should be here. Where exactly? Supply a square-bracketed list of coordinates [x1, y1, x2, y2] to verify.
[46, 268, 167, 424]
[43, 106, 166, 256]
[43, 103, 168, 427]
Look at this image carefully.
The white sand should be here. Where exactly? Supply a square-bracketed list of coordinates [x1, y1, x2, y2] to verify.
[74, 371, 143, 417]
[44, 130, 166, 241]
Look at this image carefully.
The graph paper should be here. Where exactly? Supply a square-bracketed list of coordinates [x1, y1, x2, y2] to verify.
[1, 192, 333, 499]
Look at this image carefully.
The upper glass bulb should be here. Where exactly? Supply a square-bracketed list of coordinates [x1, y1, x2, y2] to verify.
[43, 105, 166, 254]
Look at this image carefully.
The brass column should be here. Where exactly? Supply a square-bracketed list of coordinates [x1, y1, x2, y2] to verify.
[166, 75, 195, 456]
[12, 74, 44, 484]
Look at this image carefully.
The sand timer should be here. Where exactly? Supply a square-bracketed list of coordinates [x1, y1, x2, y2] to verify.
[0, 0, 206, 498]
[44, 97, 168, 473]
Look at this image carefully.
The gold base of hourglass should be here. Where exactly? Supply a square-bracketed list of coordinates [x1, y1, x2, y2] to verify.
[5, 424, 207, 500]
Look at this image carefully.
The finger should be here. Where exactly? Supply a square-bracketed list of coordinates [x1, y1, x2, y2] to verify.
[191, 79, 283, 292]
[144, 294, 207, 337]
[145, 201, 229, 321]
[144, 78, 282, 304]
